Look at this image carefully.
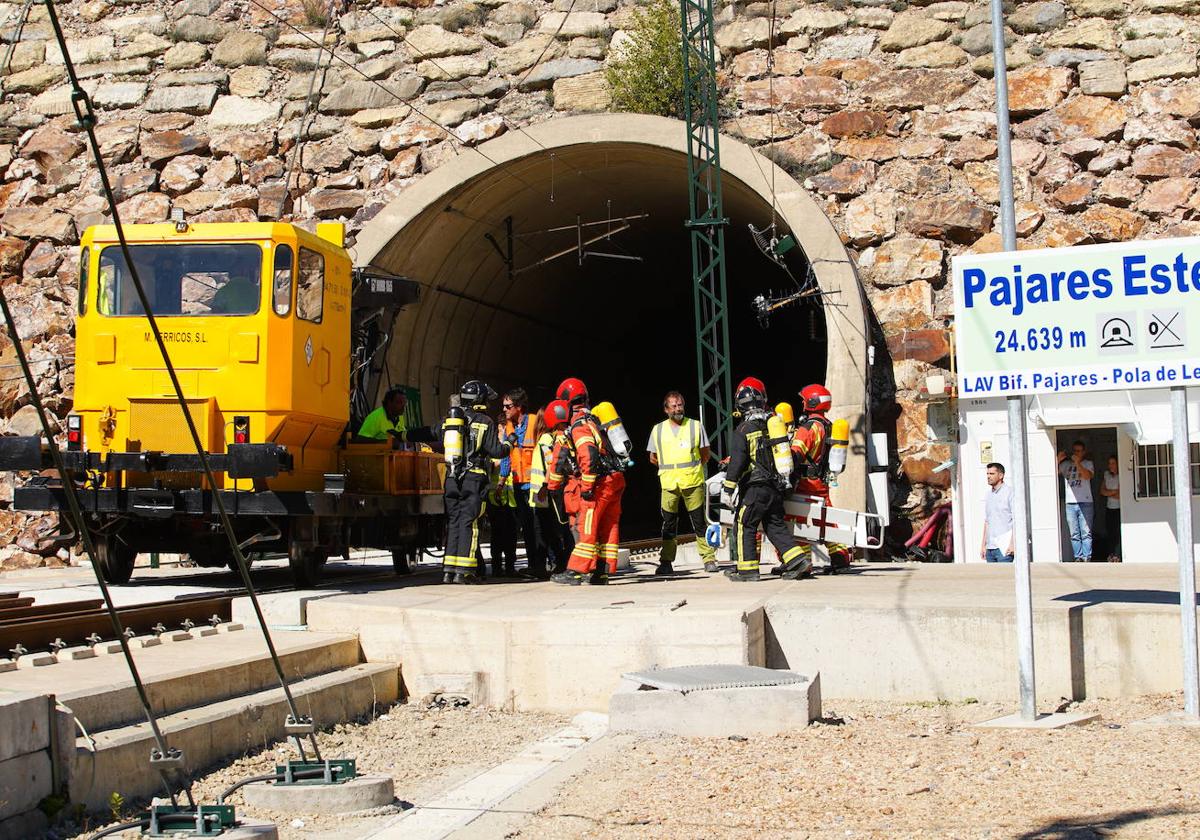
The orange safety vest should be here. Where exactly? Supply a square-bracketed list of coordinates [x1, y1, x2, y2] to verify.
[504, 414, 538, 484]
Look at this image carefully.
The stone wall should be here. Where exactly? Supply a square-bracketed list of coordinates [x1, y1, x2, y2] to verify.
[1, 0, 1199, 562]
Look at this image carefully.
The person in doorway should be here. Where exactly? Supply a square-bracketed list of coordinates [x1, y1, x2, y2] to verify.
[722, 377, 811, 582]
[487, 443, 519, 577]
[502, 388, 547, 579]
[980, 462, 1014, 563]
[353, 387, 436, 447]
[1057, 440, 1095, 562]
[1100, 455, 1122, 562]
[647, 391, 717, 575]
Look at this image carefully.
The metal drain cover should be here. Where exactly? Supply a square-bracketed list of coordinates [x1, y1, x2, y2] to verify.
[622, 664, 809, 694]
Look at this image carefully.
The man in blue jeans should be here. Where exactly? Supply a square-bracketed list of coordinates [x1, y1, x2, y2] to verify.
[981, 462, 1014, 563]
[1058, 441, 1095, 562]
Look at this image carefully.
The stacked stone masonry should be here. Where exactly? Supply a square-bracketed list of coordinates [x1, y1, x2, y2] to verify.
[1, 0, 1199, 558]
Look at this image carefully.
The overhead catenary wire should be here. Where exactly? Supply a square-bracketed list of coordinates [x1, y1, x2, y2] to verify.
[277, 0, 342, 218]
[39, 0, 323, 763]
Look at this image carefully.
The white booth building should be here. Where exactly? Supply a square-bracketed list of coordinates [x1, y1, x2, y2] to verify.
[955, 388, 1200, 564]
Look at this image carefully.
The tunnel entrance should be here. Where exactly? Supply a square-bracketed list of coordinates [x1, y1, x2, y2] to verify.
[355, 114, 868, 539]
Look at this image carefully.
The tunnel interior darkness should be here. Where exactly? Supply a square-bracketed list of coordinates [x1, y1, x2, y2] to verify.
[366, 141, 827, 538]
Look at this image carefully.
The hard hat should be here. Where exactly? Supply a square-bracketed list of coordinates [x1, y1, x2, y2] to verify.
[737, 376, 766, 398]
[556, 377, 589, 407]
[545, 400, 570, 428]
[800, 384, 832, 413]
[735, 381, 767, 413]
[460, 379, 496, 406]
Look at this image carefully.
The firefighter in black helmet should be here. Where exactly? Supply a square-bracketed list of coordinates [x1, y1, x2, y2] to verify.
[721, 378, 812, 582]
[441, 380, 515, 584]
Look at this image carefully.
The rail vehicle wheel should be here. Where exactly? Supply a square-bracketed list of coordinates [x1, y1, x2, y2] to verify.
[94, 535, 137, 584]
[226, 552, 257, 573]
[392, 546, 415, 576]
[289, 543, 324, 588]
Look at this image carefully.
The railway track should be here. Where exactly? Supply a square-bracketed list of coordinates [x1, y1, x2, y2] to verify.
[0, 538, 678, 658]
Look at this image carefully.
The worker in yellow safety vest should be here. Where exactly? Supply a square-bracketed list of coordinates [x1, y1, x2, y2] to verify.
[646, 391, 718, 575]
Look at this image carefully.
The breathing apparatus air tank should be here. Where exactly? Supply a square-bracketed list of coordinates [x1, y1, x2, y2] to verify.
[766, 413, 793, 482]
[443, 405, 466, 473]
[775, 401, 794, 429]
[827, 417, 850, 484]
[592, 401, 634, 468]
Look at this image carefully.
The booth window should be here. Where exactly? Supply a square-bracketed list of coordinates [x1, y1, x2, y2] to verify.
[296, 247, 324, 323]
[1134, 443, 1200, 499]
[78, 247, 88, 315]
[273, 244, 293, 316]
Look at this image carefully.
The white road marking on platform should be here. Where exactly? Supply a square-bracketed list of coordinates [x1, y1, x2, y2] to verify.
[361, 712, 609, 840]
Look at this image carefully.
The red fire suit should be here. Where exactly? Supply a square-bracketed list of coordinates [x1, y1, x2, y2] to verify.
[562, 407, 624, 575]
[791, 413, 849, 566]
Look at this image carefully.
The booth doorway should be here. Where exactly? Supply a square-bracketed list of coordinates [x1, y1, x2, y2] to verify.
[1055, 427, 1119, 562]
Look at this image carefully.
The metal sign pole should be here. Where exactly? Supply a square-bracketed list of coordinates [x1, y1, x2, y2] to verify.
[990, 0, 1037, 722]
[1170, 386, 1200, 717]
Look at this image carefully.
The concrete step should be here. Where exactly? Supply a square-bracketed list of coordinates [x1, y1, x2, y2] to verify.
[72, 661, 399, 812]
[2, 628, 363, 732]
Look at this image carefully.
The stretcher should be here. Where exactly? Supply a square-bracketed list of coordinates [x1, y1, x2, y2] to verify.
[705, 473, 885, 570]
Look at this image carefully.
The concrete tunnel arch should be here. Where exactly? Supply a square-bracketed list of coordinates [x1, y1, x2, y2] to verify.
[353, 113, 870, 527]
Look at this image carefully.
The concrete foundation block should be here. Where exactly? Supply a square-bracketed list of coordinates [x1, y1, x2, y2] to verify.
[0, 661, 14, 673]
[17, 652, 55, 667]
[616, 548, 631, 570]
[62, 646, 97, 661]
[220, 622, 246, 632]
[610, 674, 821, 737]
[197, 627, 219, 637]
[163, 631, 193, 643]
[0, 807, 48, 840]
[0, 691, 51, 761]
[0, 751, 52, 820]
[241, 775, 395, 814]
[133, 635, 162, 649]
[233, 592, 335, 627]
[406, 671, 486, 705]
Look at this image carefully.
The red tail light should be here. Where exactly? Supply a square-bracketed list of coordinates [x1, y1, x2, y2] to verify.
[233, 416, 249, 445]
[67, 414, 82, 451]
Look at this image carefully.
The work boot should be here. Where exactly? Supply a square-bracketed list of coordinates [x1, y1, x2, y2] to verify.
[780, 557, 814, 580]
[551, 570, 585, 585]
[654, 562, 675, 576]
[703, 560, 720, 574]
[460, 572, 482, 585]
[443, 570, 456, 584]
[505, 562, 517, 577]
[588, 570, 609, 585]
[724, 568, 759, 582]
[769, 565, 785, 576]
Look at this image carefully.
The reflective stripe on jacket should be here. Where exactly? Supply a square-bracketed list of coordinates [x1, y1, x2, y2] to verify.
[652, 418, 705, 491]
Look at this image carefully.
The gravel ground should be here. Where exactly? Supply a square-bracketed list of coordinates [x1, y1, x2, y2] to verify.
[58, 701, 568, 840]
[515, 694, 1200, 840]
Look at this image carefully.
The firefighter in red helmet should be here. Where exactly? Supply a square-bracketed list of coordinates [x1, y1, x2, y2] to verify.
[539, 399, 577, 574]
[550, 378, 626, 585]
[721, 378, 812, 582]
[788, 383, 851, 571]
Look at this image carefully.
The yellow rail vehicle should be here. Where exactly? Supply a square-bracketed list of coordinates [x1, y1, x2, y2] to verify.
[2, 221, 442, 585]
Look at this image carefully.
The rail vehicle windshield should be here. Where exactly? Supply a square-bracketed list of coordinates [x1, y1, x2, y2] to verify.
[97, 243, 264, 317]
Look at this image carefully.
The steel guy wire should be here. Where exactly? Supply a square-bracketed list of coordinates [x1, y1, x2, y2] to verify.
[40, 0, 323, 763]
[0, 0, 196, 812]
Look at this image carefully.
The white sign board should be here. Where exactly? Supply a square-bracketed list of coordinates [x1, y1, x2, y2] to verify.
[952, 236, 1200, 397]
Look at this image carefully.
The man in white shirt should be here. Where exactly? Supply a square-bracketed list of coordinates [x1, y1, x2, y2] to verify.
[981, 462, 1014, 563]
[1057, 440, 1095, 562]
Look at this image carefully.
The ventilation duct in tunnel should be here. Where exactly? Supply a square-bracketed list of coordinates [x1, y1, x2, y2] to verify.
[354, 114, 869, 537]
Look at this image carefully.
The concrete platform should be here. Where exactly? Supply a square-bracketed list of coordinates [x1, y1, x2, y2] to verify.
[303, 560, 1200, 711]
[242, 774, 395, 813]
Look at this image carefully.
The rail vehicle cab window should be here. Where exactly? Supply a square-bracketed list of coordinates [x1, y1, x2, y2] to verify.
[273, 244, 293, 316]
[296, 247, 324, 323]
[78, 247, 88, 315]
[97, 244, 263, 317]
